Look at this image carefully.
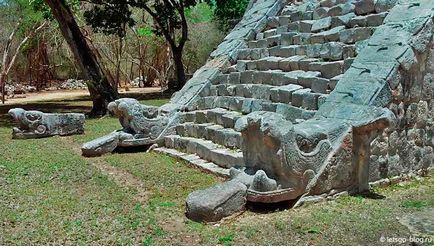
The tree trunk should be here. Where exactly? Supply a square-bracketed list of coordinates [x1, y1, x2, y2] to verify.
[44, 0, 118, 116]
[0, 72, 6, 104]
[115, 36, 123, 89]
[169, 47, 186, 91]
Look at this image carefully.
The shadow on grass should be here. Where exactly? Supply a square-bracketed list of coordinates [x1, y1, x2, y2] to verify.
[122, 91, 171, 101]
[113, 144, 153, 154]
[246, 199, 299, 214]
[247, 190, 386, 214]
[357, 191, 386, 200]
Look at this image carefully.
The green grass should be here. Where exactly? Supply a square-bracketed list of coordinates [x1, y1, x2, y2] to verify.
[1, 98, 433, 245]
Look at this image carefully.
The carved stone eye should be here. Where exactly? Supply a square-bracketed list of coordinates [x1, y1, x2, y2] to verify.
[296, 135, 318, 153]
[26, 113, 41, 121]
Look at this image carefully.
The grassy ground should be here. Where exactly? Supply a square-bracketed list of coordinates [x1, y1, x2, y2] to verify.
[0, 97, 433, 245]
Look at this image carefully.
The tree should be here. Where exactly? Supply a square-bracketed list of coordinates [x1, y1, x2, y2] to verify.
[83, 1, 134, 89]
[84, 0, 199, 91]
[205, 0, 249, 31]
[1, 22, 47, 104]
[43, 0, 118, 116]
[0, 0, 47, 103]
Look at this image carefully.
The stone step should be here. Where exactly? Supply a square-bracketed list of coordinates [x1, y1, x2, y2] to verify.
[281, 6, 315, 20]
[181, 108, 242, 129]
[249, 25, 373, 49]
[164, 135, 244, 169]
[339, 27, 375, 44]
[188, 96, 319, 123]
[347, 12, 388, 28]
[283, 13, 381, 34]
[267, 11, 315, 29]
[210, 84, 276, 100]
[175, 122, 243, 149]
[242, 43, 356, 61]
[210, 78, 331, 100]
[153, 147, 230, 177]
[319, 0, 352, 9]
[278, 0, 391, 24]
[214, 70, 323, 86]
[272, 86, 329, 110]
[236, 48, 269, 60]
[271, 43, 354, 60]
[313, 0, 389, 19]
[234, 57, 346, 80]
[194, 93, 323, 114]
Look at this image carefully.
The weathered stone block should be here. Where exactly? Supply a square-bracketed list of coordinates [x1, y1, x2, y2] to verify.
[334, 15, 355, 29]
[328, 3, 355, 17]
[340, 27, 372, 44]
[82, 132, 121, 157]
[354, 0, 375, 15]
[311, 77, 330, 93]
[280, 32, 297, 46]
[186, 180, 247, 222]
[302, 92, 321, 110]
[323, 26, 346, 42]
[228, 72, 241, 84]
[311, 17, 332, 32]
[313, 7, 329, 19]
[292, 88, 312, 107]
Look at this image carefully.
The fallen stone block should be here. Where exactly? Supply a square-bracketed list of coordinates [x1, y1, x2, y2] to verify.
[186, 180, 247, 222]
[81, 131, 121, 157]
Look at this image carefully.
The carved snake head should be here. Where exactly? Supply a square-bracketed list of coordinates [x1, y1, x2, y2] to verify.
[9, 108, 44, 128]
[8, 108, 46, 135]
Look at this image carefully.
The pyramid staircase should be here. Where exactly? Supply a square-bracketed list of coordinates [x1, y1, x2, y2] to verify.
[155, 0, 394, 176]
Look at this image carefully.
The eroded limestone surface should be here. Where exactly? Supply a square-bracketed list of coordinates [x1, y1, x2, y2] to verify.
[8, 108, 85, 139]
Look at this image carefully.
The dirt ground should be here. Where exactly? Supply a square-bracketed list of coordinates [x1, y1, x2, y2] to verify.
[2, 87, 161, 105]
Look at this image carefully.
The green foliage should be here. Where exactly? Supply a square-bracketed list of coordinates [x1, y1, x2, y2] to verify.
[84, 3, 135, 37]
[306, 226, 321, 234]
[85, 0, 200, 40]
[205, 0, 250, 30]
[218, 232, 235, 246]
[3, 0, 45, 32]
[136, 26, 153, 37]
[30, 0, 80, 20]
[185, 2, 213, 23]
[400, 200, 428, 209]
[30, 0, 52, 19]
[182, 19, 224, 73]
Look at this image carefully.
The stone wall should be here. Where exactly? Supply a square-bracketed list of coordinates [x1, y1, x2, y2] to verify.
[309, 0, 434, 195]
[369, 42, 434, 181]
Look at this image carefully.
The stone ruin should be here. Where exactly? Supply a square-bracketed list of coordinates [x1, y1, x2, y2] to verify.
[82, 0, 434, 222]
[9, 108, 85, 139]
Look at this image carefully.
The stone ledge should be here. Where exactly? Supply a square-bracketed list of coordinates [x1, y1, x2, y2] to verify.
[153, 147, 230, 178]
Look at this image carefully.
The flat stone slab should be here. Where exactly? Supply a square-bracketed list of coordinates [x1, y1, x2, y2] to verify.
[399, 208, 434, 237]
